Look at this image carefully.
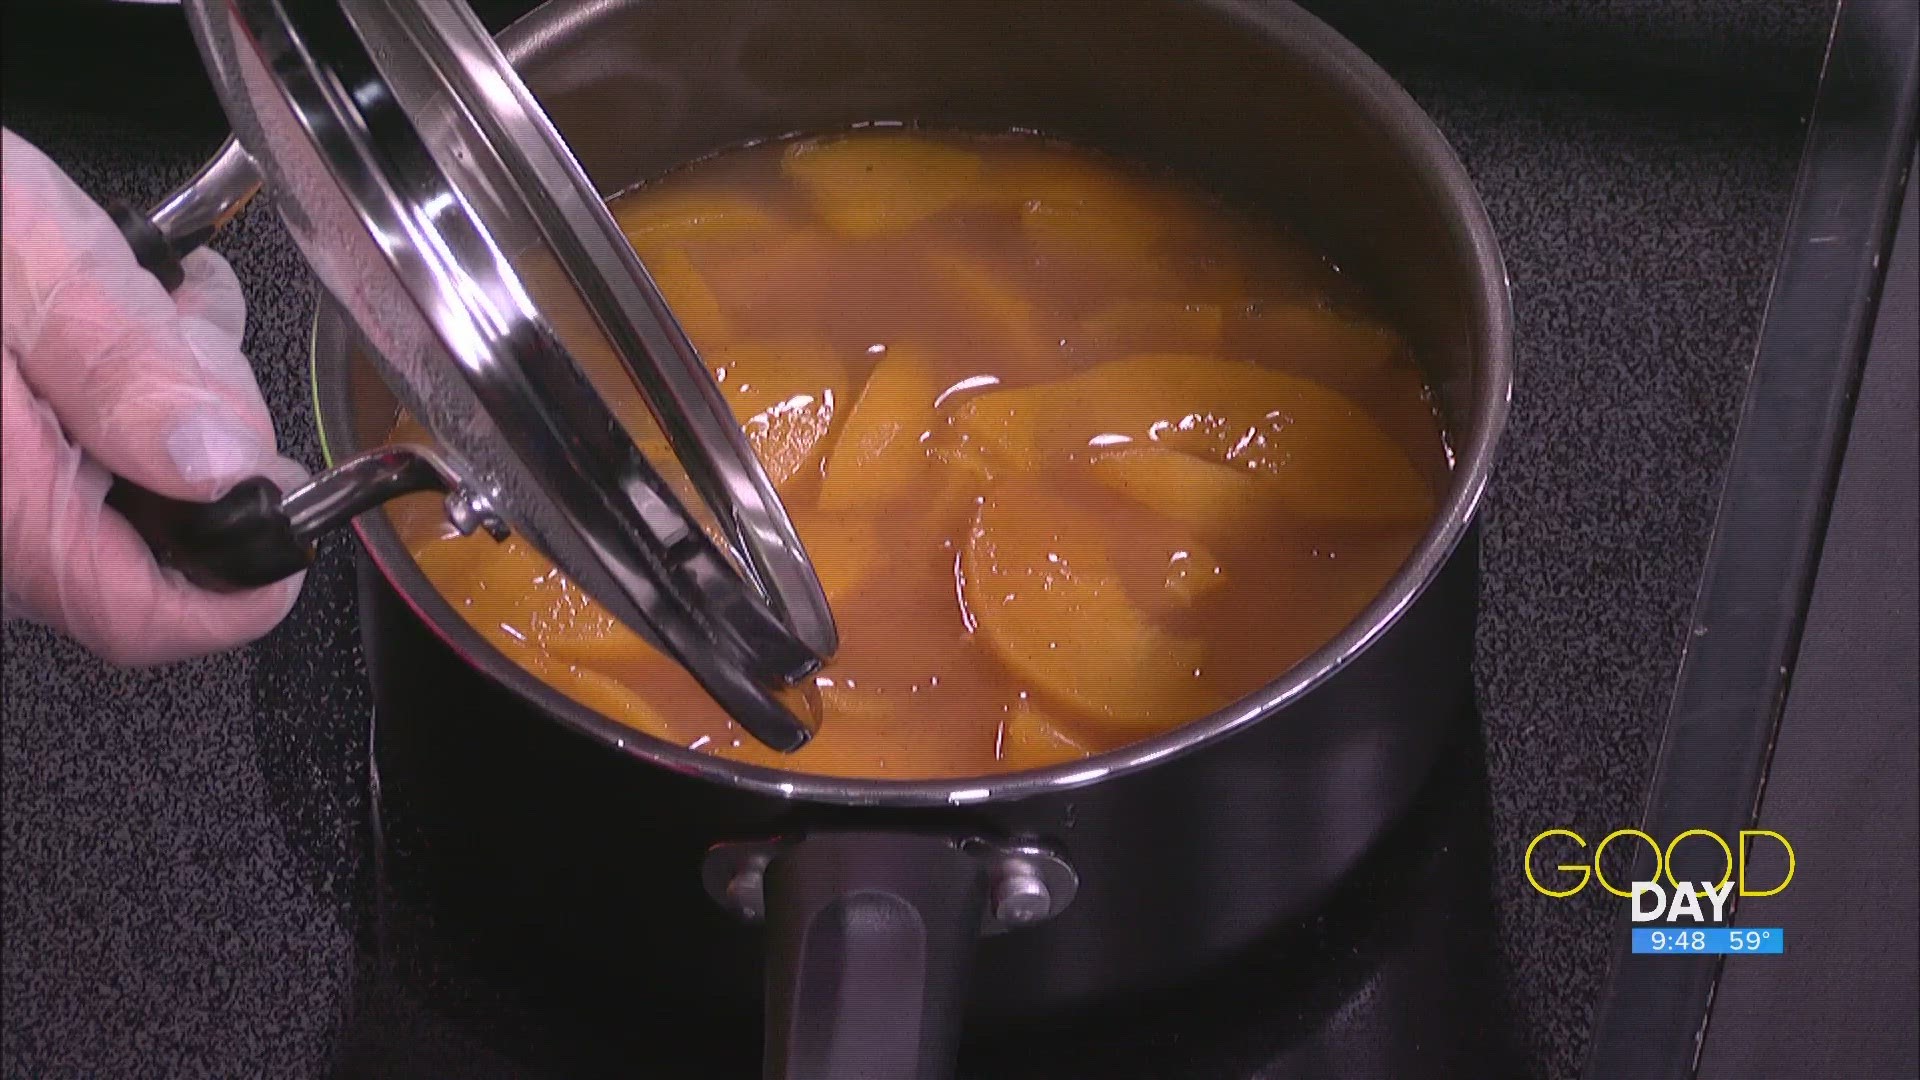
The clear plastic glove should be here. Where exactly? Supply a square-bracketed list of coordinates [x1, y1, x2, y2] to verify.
[3, 128, 309, 665]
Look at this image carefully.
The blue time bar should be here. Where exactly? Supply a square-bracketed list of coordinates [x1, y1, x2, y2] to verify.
[1631, 928, 1785, 954]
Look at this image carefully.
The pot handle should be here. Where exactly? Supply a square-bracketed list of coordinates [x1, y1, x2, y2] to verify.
[708, 834, 1078, 1080]
[761, 833, 984, 1080]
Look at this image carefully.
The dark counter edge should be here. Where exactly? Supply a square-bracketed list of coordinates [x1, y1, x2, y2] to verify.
[1580, 1, 1920, 1077]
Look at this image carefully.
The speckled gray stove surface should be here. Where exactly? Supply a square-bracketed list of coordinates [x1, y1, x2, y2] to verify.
[0, 121, 372, 1080]
[0, 2, 1835, 1077]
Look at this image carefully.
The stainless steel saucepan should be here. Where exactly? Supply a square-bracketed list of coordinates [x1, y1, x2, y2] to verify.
[112, 1, 1509, 1076]
[314, 1, 1511, 1077]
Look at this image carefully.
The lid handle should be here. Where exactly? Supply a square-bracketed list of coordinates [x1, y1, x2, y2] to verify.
[105, 137, 260, 291]
[106, 443, 491, 596]
[108, 475, 315, 594]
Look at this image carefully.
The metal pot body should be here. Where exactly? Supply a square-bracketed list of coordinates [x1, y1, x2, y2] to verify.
[351, 535, 1476, 1022]
[315, 0, 1508, 1042]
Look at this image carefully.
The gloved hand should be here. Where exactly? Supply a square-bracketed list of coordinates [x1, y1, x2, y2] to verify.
[3, 128, 309, 666]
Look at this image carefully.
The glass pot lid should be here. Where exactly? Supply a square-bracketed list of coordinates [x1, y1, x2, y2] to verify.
[178, 0, 837, 750]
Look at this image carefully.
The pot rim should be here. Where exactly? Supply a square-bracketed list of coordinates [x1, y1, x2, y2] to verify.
[312, 0, 1512, 809]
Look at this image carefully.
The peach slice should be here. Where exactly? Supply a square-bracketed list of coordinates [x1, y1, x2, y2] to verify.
[617, 340, 848, 491]
[972, 156, 1190, 260]
[921, 248, 1069, 376]
[786, 510, 881, 605]
[1161, 541, 1229, 606]
[819, 346, 945, 510]
[704, 341, 849, 490]
[963, 481, 1222, 736]
[926, 440, 998, 484]
[1084, 446, 1267, 535]
[643, 246, 731, 348]
[1232, 299, 1405, 379]
[814, 679, 897, 721]
[782, 134, 983, 237]
[525, 652, 673, 735]
[614, 191, 779, 255]
[467, 536, 654, 668]
[1021, 196, 1159, 261]
[954, 354, 1434, 526]
[997, 701, 1095, 770]
[412, 535, 683, 732]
